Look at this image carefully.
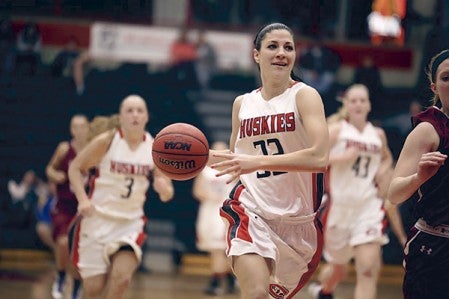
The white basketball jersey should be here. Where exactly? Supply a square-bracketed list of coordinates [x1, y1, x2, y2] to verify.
[234, 82, 320, 220]
[329, 120, 382, 205]
[89, 130, 154, 220]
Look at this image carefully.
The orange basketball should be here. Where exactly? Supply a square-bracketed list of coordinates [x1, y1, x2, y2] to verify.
[152, 123, 209, 181]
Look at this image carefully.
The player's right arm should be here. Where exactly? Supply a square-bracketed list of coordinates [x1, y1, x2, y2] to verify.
[46, 141, 69, 184]
[68, 131, 114, 216]
[388, 122, 445, 204]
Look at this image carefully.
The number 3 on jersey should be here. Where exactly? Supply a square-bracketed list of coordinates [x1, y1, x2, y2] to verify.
[121, 177, 134, 198]
[253, 138, 287, 178]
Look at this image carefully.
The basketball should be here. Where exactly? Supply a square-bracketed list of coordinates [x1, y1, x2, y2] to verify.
[152, 123, 209, 181]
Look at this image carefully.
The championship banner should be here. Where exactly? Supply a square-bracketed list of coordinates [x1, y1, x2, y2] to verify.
[89, 22, 253, 71]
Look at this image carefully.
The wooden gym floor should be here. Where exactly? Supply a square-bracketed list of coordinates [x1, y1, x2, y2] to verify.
[0, 249, 403, 299]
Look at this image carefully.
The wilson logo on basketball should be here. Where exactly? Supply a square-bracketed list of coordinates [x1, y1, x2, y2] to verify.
[158, 157, 196, 170]
[164, 141, 192, 151]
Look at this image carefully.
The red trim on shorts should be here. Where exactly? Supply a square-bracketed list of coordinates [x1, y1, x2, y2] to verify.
[87, 168, 100, 199]
[381, 205, 388, 235]
[220, 206, 234, 255]
[136, 216, 148, 246]
[286, 218, 324, 298]
[70, 216, 82, 272]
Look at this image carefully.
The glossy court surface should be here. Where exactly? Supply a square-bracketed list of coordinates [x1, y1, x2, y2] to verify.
[0, 250, 403, 299]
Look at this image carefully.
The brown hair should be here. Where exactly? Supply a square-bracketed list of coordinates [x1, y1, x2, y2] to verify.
[427, 49, 449, 105]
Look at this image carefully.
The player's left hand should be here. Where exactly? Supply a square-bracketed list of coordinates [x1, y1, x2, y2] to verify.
[211, 152, 261, 183]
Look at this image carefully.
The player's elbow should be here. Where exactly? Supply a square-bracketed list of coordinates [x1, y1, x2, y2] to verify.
[159, 190, 174, 202]
[311, 151, 329, 172]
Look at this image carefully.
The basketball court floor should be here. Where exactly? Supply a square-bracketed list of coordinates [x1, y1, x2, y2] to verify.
[0, 250, 403, 299]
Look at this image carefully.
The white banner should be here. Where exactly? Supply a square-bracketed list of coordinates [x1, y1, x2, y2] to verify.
[89, 22, 254, 71]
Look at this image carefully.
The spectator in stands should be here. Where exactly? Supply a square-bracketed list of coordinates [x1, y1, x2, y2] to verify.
[382, 100, 423, 135]
[72, 50, 90, 95]
[168, 28, 199, 90]
[7, 170, 49, 241]
[0, 17, 16, 85]
[35, 181, 56, 251]
[298, 40, 341, 115]
[195, 30, 217, 90]
[15, 22, 42, 76]
[169, 28, 197, 66]
[367, 0, 406, 47]
[353, 54, 383, 118]
[8, 170, 47, 205]
[50, 35, 81, 77]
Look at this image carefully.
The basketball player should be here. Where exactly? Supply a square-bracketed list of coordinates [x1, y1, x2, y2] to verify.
[193, 141, 236, 295]
[68, 94, 174, 299]
[210, 23, 330, 299]
[388, 49, 449, 298]
[46, 114, 90, 299]
[308, 84, 393, 299]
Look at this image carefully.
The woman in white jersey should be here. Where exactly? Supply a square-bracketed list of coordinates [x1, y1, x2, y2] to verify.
[68, 95, 174, 299]
[308, 84, 393, 299]
[210, 23, 330, 299]
[193, 141, 237, 295]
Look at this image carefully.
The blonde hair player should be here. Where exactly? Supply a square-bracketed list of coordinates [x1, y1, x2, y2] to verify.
[210, 22, 329, 299]
[68, 95, 174, 299]
[308, 84, 393, 299]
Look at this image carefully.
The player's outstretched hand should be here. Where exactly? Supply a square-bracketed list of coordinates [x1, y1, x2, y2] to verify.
[211, 152, 261, 184]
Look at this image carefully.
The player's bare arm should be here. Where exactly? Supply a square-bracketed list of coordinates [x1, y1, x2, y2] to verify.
[46, 141, 69, 184]
[68, 131, 114, 215]
[388, 122, 444, 204]
[152, 167, 174, 202]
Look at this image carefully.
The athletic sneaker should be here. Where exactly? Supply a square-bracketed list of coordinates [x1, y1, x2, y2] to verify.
[51, 279, 64, 299]
[307, 282, 334, 299]
[72, 287, 82, 299]
[204, 276, 222, 296]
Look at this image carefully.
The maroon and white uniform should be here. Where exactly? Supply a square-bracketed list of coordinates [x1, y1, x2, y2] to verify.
[51, 141, 79, 239]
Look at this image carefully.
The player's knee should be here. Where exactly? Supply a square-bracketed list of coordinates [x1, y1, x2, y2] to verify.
[356, 262, 380, 280]
[110, 271, 133, 291]
[56, 235, 68, 247]
[83, 282, 104, 297]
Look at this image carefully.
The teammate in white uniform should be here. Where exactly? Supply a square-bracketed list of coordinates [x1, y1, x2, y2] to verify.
[193, 141, 237, 295]
[309, 84, 393, 299]
[68, 95, 174, 299]
[210, 23, 330, 299]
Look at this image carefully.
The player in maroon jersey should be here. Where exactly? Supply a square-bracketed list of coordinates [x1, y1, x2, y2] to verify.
[46, 114, 89, 299]
[388, 49, 449, 298]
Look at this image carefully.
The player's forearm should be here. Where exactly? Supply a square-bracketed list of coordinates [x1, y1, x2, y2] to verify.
[261, 147, 328, 172]
[68, 163, 89, 203]
[387, 174, 421, 204]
